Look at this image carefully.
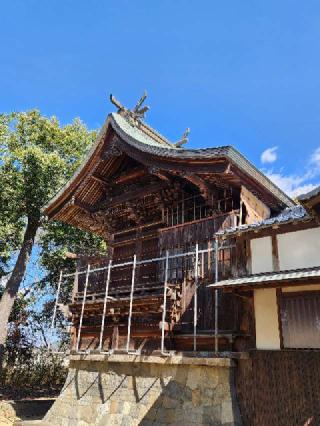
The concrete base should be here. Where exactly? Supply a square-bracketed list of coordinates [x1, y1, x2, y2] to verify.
[44, 353, 242, 425]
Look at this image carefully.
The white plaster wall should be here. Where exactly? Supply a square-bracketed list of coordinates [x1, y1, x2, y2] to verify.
[250, 236, 273, 274]
[254, 288, 280, 350]
[278, 227, 320, 271]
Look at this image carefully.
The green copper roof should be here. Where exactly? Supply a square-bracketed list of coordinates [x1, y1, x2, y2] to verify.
[111, 113, 176, 149]
[44, 111, 295, 215]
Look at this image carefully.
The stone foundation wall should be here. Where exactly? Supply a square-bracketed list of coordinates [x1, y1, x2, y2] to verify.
[44, 354, 241, 426]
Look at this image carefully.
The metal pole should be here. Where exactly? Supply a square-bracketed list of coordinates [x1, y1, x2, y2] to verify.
[193, 243, 199, 351]
[51, 270, 63, 329]
[98, 259, 112, 352]
[214, 238, 219, 353]
[48, 270, 63, 351]
[161, 250, 169, 354]
[182, 195, 185, 224]
[126, 254, 137, 353]
[76, 264, 90, 352]
[201, 251, 204, 278]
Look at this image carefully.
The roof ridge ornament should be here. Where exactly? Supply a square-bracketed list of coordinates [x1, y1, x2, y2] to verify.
[109, 91, 150, 122]
[175, 128, 190, 148]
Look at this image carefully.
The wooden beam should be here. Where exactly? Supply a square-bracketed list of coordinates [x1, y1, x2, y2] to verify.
[181, 174, 218, 206]
[148, 167, 172, 182]
[91, 174, 110, 186]
[68, 197, 94, 213]
[115, 168, 147, 184]
[93, 181, 168, 212]
[271, 235, 280, 272]
[117, 142, 230, 174]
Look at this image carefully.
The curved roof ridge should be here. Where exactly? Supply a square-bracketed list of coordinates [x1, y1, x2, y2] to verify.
[44, 111, 295, 216]
[111, 113, 176, 149]
[129, 114, 175, 148]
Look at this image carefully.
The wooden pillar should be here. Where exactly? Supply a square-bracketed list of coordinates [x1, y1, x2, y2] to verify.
[111, 325, 119, 350]
[272, 234, 280, 272]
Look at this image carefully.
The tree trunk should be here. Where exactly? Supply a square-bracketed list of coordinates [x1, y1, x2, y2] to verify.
[0, 217, 39, 367]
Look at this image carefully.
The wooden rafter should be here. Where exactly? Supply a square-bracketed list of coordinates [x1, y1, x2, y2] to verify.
[93, 181, 168, 213]
[115, 168, 148, 184]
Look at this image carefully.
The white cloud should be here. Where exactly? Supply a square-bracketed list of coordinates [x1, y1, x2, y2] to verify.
[264, 146, 320, 198]
[261, 146, 278, 164]
[310, 147, 320, 167]
[291, 183, 319, 197]
[266, 171, 319, 197]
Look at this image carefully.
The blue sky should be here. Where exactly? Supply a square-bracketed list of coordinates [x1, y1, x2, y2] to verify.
[2, 0, 320, 196]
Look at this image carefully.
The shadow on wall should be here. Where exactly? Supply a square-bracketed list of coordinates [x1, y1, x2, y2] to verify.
[44, 357, 241, 425]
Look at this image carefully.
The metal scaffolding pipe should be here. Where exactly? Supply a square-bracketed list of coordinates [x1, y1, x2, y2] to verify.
[214, 238, 219, 353]
[76, 264, 90, 352]
[48, 270, 63, 352]
[193, 243, 199, 351]
[126, 254, 137, 353]
[51, 270, 63, 330]
[60, 242, 237, 278]
[98, 259, 112, 352]
[161, 250, 169, 355]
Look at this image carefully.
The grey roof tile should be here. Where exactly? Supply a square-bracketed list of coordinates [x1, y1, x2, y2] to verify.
[298, 185, 320, 201]
[45, 112, 295, 213]
[216, 205, 308, 237]
[208, 266, 320, 289]
[111, 113, 294, 207]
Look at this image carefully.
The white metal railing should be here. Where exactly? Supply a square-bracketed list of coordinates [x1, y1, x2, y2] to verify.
[48, 240, 235, 357]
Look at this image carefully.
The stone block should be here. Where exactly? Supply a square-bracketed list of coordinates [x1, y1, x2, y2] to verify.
[186, 366, 201, 390]
[192, 388, 201, 407]
[221, 401, 235, 424]
[44, 355, 241, 426]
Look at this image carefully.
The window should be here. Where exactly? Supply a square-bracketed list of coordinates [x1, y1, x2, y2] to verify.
[280, 292, 320, 349]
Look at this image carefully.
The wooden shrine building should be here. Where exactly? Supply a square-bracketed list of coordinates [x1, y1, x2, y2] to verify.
[45, 93, 294, 355]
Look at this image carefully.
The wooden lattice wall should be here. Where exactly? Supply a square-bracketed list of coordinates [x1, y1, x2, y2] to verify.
[236, 350, 320, 426]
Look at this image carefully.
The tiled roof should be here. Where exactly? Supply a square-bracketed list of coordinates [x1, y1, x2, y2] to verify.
[216, 205, 308, 237]
[44, 112, 295, 215]
[298, 185, 320, 201]
[112, 113, 175, 148]
[111, 113, 229, 157]
[111, 113, 294, 207]
[208, 266, 320, 289]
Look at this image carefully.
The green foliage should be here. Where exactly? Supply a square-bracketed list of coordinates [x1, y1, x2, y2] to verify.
[0, 110, 96, 277]
[0, 348, 67, 399]
[0, 109, 106, 394]
[39, 220, 106, 291]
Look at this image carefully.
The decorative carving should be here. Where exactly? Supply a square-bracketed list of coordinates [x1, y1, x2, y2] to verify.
[175, 128, 190, 148]
[132, 91, 149, 119]
[109, 91, 150, 122]
[110, 94, 125, 112]
[91, 211, 115, 234]
[102, 137, 122, 160]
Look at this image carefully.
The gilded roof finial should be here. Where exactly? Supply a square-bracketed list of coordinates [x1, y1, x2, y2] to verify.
[175, 128, 190, 148]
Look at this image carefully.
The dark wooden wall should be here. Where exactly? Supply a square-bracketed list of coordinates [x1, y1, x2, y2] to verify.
[236, 350, 320, 426]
